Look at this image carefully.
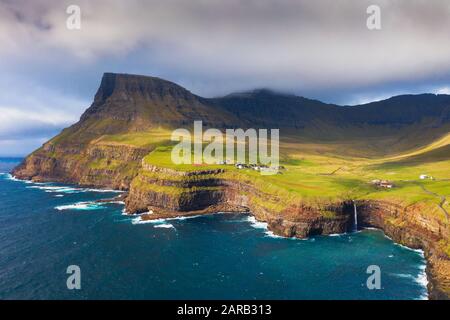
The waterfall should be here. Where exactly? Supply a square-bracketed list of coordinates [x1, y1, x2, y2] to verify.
[353, 201, 358, 232]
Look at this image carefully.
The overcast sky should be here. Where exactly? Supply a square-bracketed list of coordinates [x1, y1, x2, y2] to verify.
[1, 0, 450, 156]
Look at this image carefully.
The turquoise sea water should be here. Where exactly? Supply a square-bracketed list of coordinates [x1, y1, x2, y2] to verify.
[0, 158, 428, 300]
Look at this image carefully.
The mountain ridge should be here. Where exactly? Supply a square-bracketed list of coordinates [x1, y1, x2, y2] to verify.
[18, 72, 450, 161]
[77, 72, 450, 133]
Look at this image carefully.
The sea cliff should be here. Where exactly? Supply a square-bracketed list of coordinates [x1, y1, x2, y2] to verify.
[12, 72, 450, 299]
[121, 163, 450, 299]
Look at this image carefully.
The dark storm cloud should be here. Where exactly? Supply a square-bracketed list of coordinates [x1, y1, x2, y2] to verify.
[1, 0, 450, 154]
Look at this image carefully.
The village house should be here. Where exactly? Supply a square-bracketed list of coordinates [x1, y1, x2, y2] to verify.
[371, 179, 394, 188]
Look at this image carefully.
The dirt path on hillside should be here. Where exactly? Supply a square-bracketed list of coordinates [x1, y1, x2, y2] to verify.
[417, 183, 449, 222]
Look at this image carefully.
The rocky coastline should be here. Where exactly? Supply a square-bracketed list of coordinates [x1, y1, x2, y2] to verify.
[15, 159, 448, 299]
[9, 73, 450, 299]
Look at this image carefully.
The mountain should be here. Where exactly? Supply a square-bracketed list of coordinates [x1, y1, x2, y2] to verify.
[12, 72, 450, 184]
[42, 72, 450, 141]
[11, 73, 450, 299]
[213, 90, 450, 128]
[12, 72, 450, 183]
[66, 73, 450, 132]
[54, 73, 241, 147]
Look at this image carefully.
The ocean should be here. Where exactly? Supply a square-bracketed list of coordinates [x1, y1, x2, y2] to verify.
[0, 158, 428, 299]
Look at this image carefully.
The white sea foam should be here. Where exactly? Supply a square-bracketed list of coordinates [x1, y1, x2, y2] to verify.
[246, 216, 268, 229]
[392, 240, 425, 255]
[172, 215, 203, 221]
[55, 201, 105, 211]
[131, 216, 154, 224]
[264, 230, 285, 239]
[28, 185, 82, 193]
[55, 199, 123, 211]
[4, 174, 21, 182]
[392, 270, 428, 288]
[328, 233, 343, 237]
[102, 201, 125, 205]
[131, 216, 173, 226]
[1, 173, 123, 193]
[154, 223, 175, 229]
[362, 227, 425, 256]
[123, 209, 152, 216]
[146, 215, 204, 223]
[392, 273, 416, 280]
[26, 184, 123, 194]
[389, 265, 428, 300]
[138, 217, 171, 224]
[246, 216, 299, 239]
[84, 188, 123, 193]
[416, 264, 429, 300]
[2, 174, 45, 184]
[131, 214, 206, 226]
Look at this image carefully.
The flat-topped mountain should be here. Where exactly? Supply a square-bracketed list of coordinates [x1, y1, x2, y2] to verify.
[49, 72, 450, 148]
[12, 73, 450, 299]
[13, 72, 450, 182]
[60, 73, 241, 148]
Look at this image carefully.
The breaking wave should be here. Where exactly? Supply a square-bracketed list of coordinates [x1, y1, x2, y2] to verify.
[131, 216, 176, 229]
[130, 213, 209, 227]
[27, 184, 123, 194]
[154, 224, 175, 229]
[28, 186, 82, 193]
[131, 216, 154, 224]
[55, 201, 106, 211]
[390, 267, 428, 300]
[2, 174, 22, 182]
[246, 216, 288, 239]
[246, 216, 268, 229]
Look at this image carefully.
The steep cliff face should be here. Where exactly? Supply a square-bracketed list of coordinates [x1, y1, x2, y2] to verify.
[82, 73, 241, 129]
[356, 200, 450, 300]
[126, 164, 354, 236]
[13, 140, 149, 189]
